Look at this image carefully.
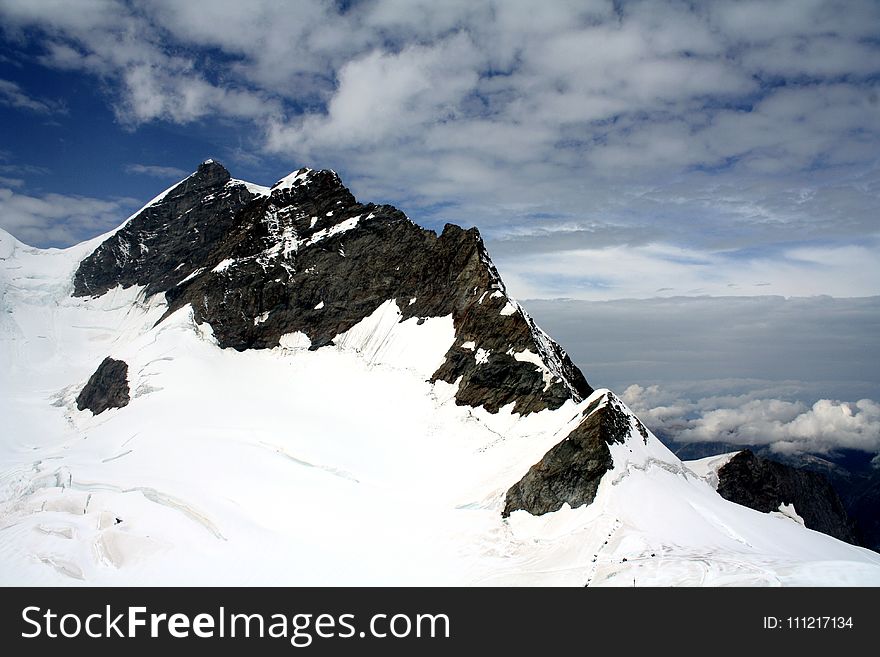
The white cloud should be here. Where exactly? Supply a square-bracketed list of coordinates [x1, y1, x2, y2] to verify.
[147, 0, 356, 93]
[708, 0, 880, 42]
[2, 1, 280, 126]
[0, 187, 137, 247]
[740, 35, 880, 78]
[0, 78, 65, 114]
[622, 384, 880, 456]
[5, 0, 875, 175]
[268, 33, 482, 152]
[117, 64, 281, 125]
[0, 0, 120, 35]
[493, 241, 880, 300]
[125, 163, 188, 179]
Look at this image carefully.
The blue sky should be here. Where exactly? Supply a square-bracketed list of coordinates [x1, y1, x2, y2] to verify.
[0, 0, 878, 300]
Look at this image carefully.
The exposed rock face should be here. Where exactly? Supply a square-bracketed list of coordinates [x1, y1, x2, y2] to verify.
[73, 163, 592, 415]
[717, 450, 859, 545]
[76, 357, 130, 415]
[502, 392, 633, 517]
[780, 453, 879, 552]
[848, 473, 880, 551]
[74, 161, 262, 298]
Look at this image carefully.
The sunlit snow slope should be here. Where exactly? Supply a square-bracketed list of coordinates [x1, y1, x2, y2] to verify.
[2, 166, 879, 586]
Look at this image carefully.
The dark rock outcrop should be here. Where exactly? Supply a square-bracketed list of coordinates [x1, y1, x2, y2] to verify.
[73, 161, 262, 298]
[73, 163, 592, 415]
[717, 450, 859, 545]
[777, 452, 878, 552]
[502, 392, 631, 517]
[847, 472, 880, 551]
[76, 357, 130, 415]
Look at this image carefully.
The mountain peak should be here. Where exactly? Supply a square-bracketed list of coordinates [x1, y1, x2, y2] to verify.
[193, 159, 231, 185]
[72, 162, 592, 415]
[72, 161, 258, 297]
[269, 168, 353, 211]
[271, 167, 314, 190]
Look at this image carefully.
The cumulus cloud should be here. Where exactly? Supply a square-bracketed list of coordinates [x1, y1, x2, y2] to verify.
[622, 384, 880, 457]
[0, 187, 138, 247]
[2, 1, 282, 126]
[268, 32, 482, 151]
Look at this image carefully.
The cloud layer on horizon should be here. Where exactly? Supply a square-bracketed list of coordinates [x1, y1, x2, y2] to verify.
[521, 295, 880, 457]
[622, 384, 880, 457]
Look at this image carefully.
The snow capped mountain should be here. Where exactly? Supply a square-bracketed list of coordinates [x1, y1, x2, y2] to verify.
[2, 162, 879, 586]
[73, 160, 589, 415]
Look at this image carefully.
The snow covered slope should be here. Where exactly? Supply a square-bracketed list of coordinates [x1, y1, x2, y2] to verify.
[2, 164, 879, 586]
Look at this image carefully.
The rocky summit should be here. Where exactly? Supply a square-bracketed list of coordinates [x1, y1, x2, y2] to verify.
[74, 160, 591, 416]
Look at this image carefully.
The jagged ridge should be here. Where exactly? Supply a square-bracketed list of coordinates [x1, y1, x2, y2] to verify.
[73, 161, 592, 415]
